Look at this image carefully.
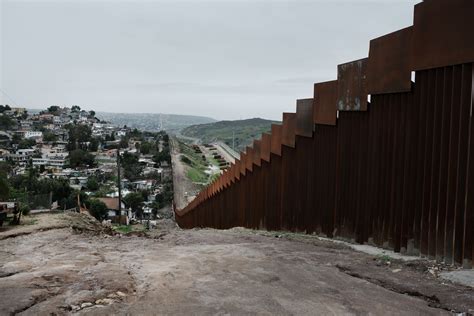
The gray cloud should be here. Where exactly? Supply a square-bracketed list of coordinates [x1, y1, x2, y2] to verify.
[1, 0, 417, 120]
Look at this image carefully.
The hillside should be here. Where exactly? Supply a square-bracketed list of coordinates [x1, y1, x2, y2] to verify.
[181, 118, 279, 151]
[96, 112, 217, 131]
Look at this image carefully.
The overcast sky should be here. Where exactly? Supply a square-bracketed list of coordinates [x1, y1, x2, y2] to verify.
[1, 0, 417, 120]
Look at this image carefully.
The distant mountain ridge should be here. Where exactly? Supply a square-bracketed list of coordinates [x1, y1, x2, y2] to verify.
[95, 112, 217, 131]
[181, 118, 280, 151]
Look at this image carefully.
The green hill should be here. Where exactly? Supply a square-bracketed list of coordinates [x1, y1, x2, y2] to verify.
[96, 112, 217, 132]
[181, 118, 279, 152]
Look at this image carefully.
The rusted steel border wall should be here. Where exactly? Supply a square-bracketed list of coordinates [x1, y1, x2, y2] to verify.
[174, 0, 474, 267]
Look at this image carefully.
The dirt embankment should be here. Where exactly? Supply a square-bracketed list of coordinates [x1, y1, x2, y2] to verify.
[170, 137, 200, 210]
[0, 212, 110, 241]
[0, 213, 473, 315]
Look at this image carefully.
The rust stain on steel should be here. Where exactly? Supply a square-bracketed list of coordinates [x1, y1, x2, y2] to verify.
[234, 160, 240, 181]
[245, 147, 254, 172]
[282, 113, 296, 147]
[412, 0, 474, 71]
[223, 169, 229, 187]
[271, 124, 283, 155]
[229, 164, 235, 184]
[239, 152, 247, 176]
[367, 26, 413, 94]
[253, 139, 262, 167]
[296, 98, 314, 137]
[261, 133, 271, 162]
[337, 58, 368, 111]
[314, 80, 338, 125]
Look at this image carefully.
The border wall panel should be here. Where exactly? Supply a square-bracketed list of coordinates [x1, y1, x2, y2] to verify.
[174, 2, 474, 267]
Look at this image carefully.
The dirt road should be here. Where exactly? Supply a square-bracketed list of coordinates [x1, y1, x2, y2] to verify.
[170, 137, 199, 210]
[214, 141, 237, 164]
[1, 213, 473, 315]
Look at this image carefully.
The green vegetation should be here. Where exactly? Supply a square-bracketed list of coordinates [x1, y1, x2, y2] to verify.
[43, 130, 58, 142]
[120, 152, 144, 181]
[6, 168, 79, 209]
[178, 140, 214, 185]
[123, 192, 144, 218]
[86, 177, 100, 191]
[0, 176, 9, 200]
[181, 118, 279, 151]
[187, 168, 208, 183]
[65, 124, 92, 151]
[155, 179, 174, 205]
[376, 254, 392, 264]
[0, 115, 15, 130]
[18, 139, 36, 149]
[0, 105, 11, 113]
[113, 224, 133, 234]
[68, 149, 96, 168]
[87, 198, 108, 221]
[47, 105, 60, 114]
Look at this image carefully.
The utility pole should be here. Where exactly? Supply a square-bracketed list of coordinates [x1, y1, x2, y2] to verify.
[117, 149, 122, 218]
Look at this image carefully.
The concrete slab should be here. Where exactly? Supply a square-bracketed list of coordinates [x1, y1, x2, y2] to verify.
[318, 236, 421, 261]
[440, 270, 474, 288]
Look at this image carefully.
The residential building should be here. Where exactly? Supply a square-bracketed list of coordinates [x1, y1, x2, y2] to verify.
[24, 131, 43, 139]
[96, 197, 131, 225]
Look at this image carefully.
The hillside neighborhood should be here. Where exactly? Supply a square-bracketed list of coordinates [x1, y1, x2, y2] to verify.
[0, 104, 173, 227]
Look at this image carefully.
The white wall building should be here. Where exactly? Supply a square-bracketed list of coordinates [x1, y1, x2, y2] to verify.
[24, 131, 43, 139]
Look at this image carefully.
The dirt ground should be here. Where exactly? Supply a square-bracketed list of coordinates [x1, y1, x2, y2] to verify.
[0, 212, 473, 315]
[170, 138, 200, 210]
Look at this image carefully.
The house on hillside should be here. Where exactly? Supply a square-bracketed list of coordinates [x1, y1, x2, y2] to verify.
[131, 179, 155, 191]
[96, 197, 131, 225]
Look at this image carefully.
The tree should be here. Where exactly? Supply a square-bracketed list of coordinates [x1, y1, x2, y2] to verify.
[120, 152, 143, 181]
[0, 115, 14, 129]
[66, 124, 92, 150]
[130, 128, 142, 139]
[12, 133, 22, 144]
[18, 139, 36, 149]
[140, 142, 152, 155]
[68, 149, 96, 168]
[155, 192, 164, 205]
[0, 176, 10, 201]
[105, 133, 115, 142]
[88, 137, 99, 152]
[88, 199, 108, 221]
[124, 192, 144, 218]
[119, 138, 129, 149]
[86, 177, 100, 191]
[71, 105, 81, 112]
[43, 130, 58, 142]
[88, 110, 96, 118]
[0, 162, 12, 177]
[0, 105, 11, 113]
[47, 106, 60, 114]
[162, 182, 174, 204]
[151, 201, 160, 218]
[153, 150, 171, 165]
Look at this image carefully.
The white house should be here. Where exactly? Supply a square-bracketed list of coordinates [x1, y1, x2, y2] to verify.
[24, 131, 43, 139]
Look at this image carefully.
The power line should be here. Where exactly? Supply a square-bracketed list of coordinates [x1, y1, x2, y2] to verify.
[0, 88, 20, 107]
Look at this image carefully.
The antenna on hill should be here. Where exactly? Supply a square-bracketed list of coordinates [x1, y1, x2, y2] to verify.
[0, 88, 20, 107]
[232, 130, 235, 151]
